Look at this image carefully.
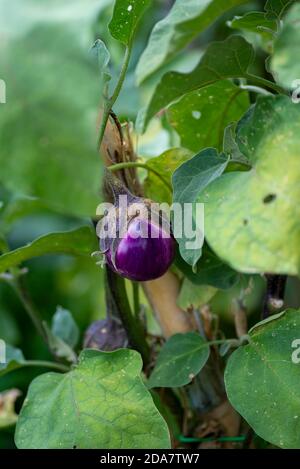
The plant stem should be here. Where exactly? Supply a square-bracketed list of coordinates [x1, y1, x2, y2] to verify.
[245, 73, 286, 95]
[106, 267, 150, 364]
[97, 45, 132, 150]
[109, 161, 172, 192]
[11, 276, 48, 344]
[132, 281, 140, 318]
[24, 360, 69, 373]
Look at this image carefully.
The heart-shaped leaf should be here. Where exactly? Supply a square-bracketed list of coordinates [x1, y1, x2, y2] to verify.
[15, 349, 170, 449]
[148, 332, 210, 388]
[225, 309, 300, 449]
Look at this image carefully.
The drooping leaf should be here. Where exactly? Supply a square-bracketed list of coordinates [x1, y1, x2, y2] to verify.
[271, 3, 300, 89]
[136, 0, 249, 84]
[197, 95, 300, 276]
[172, 148, 228, 266]
[225, 309, 300, 449]
[0, 345, 25, 377]
[51, 307, 80, 349]
[15, 349, 171, 449]
[264, 0, 294, 19]
[144, 148, 192, 204]
[168, 80, 249, 152]
[148, 332, 210, 388]
[0, 1, 104, 216]
[0, 227, 98, 274]
[109, 0, 151, 46]
[175, 246, 240, 290]
[143, 35, 254, 129]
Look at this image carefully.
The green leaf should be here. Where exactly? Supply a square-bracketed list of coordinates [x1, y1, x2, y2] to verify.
[143, 35, 254, 129]
[0, 4, 103, 216]
[136, 0, 250, 84]
[90, 39, 111, 84]
[271, 3, 300, 89]
[175, 246, 240, 290]
[265, 0, 294, 19]
[228, 12, 277, 44]
[15, 349, 171, 449]
[178, 279, 217, 310]
[43, 323, 77, 363]
[148, 332, 210, 388]
[144, 148, 192, 204]
[172, 148, 228, 267]
[109, 0, 151, 46]
[0, 227, 98, 274]
[51, 306, 79, 349]
[168, 80, 249, 152]
[0, 345, 25, 377]
[198, 95, 300, 276]
[225, 308, 300, 449]
[0, 196, 49, 234]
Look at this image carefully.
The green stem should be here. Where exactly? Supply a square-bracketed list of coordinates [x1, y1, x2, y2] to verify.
[98, 45, 132, 150]
[109, 162, 172, 193]
[132, 282, 140, 318]
[245, 73, 286, 95]
[24, 360, 69, 373]
[106, 267, 150, 364]
[11, 277, 48, 344]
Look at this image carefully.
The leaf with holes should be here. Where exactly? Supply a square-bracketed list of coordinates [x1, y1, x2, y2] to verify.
[143, 35, 254, 129]
[15, 349, 170, 449]
[148, 332, 210, 388]
[168, 80, 249, 152]
[225, 309, 300, 449]
[109, 0, 151, 46]
[198, 95, 300, 275]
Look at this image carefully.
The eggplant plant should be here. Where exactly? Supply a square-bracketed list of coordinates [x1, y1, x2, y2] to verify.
[0, 0, 300, 451]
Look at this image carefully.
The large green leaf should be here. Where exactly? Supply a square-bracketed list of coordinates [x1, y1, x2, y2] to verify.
[143, 36, 254, 129]
[15, 349, 170, 449]
[0, 227, 98, 273]
[225, 309, 300, 449]
[148, 332, 210, 388]
[271, 3, 300, 89]
[0, 1, 104, 216]
[0, 345, 25, 377]
[136, 0, 249, 84]
[109, 0, 151, 46]
[144, 148, 192, 204]
[198, 95, 300, 276]
[168, 81, 249, 152]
